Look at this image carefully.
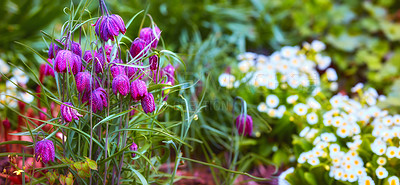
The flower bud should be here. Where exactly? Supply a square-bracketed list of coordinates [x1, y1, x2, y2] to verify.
[112, 74, 130, 96]
[130, 141, 138, 158]
[235, 114, 253, 136]
[60, 102, 83, 122]
[65, 40, 82, 56]
[141, 93, 155, 114]
[94, 14, 126, 42]
[35, 139, 55, 164]
[130, 79, 147, 101]
[149, 55, 159, 71]
[139, 26, 161, 48]
[129, 38, 148, 60]
[48, 40, 61, 59]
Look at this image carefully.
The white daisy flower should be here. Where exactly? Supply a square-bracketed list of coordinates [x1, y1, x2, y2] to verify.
[307, 112, 318, 125]
[377, 157, 387, 166]
[358, 176, 375, 185]
[266, 94, 279, 108]
[351, 83, 363, 93]
[376, 166, 388, 179]
[311, 40, 326, 52]
[388, 176, 400, 185]
[286, 95, 298, 104]
[257, 102, 268, 112]
[294, 103, 308, 116]
[326, 68, 338, 82]
[218, 73, 235, 88]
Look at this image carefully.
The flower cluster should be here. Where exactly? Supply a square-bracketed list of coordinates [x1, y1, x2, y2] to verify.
[287, 82, 400, 185]
[219, 41, 336, 126]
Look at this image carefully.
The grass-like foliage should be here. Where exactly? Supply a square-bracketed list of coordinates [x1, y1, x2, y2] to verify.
[0, 0, 199, 184]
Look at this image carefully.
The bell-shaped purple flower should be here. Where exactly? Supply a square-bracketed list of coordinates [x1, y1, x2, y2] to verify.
[48, 40, 61, 59]
[80, 91, 91, 104]
[60, 102, 83, 122]
[235, 114, 253, 136]
[139, 26, 161, 48]
[94, 14, 126, 42]
[110, 64, 126, 78]
[65, 40, 82, 56]
[91, 87, 108, 112]
[130, 141, 138, 158]
[75, 72, 92, 93]
[130, 79, 147, 101]
[35, 139, 55, 164]
[54, 50, 82, 75]
[40, 59, 55, 77]
[163, 64, 175, 85]
[141, 93, 155, 114]
[112, 74, 130, 96]
[83, 50, 97, 62]
[129, 38, 148, 60]
[149, 55, 159, 71]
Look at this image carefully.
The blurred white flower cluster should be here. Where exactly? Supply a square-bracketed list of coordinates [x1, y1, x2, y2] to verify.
[294, 83, 400, 185]
[0, 59, 33, 108]
[219, 40, 337, 119]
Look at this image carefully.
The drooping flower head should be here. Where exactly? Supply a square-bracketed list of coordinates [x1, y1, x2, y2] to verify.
[235, 114, 253, 136]
[75, 72, 93, 93]
[54, 50, 82, 75]
[130, 79, 147, 101]
[91, 87, 108, 113]
[40, 59, 55, 78]
[129, 38, 148, 60]
[163, 64, 175, 85]
[149, 55, 159, 71]
[141, 93, 155, 114]
[109, 60, 126, 78]
[94, 14, 126, 42]
[60, 102, 83, 122]
[64, 40, 82, 57]
[112, 74, 130, 96]
[130, 141, 138, 158]
[35, 139, 55, 164]
[139, 26, 161, 48]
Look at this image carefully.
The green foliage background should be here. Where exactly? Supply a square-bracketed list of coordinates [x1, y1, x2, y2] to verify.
[1, 0, 400, 183]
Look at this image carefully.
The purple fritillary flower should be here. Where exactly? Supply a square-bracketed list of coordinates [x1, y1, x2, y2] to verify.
[163, 64, 175, 85]
[139, 26, 161, 48]
[130, 141, 138, 158]
[235, 114, 253, 136]
[129, 38, 148, 60]
[130, 79, 147, 101]
[40, 59, 55, 77]
[91, 87, 108, 113]
[80, 90, 91, 104]
[48, 40, 61, 59]
[141, 93, 155, 114]
[110, 64, 126, 78]
[60, 102, 83, 122]
[35, 139, 55, 164]
[54, 50, 82, 75]
[94, 14, 126, 42]
[64, 40, 82, 56]
[112, 74, 130, 96]
[83, 50, 97, 63]
[75, 72, 92, 93]
[149, 55, 159, 71]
